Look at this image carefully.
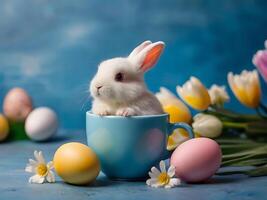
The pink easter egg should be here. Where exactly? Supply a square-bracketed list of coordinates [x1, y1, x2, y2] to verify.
[170, 137, 221, 183]
[3, 87, 33, 122]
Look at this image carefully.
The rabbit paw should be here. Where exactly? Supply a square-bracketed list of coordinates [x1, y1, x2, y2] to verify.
[93, 107, 109, 116]
[116, 108, 136, 117]
[98, 110, 109, 116]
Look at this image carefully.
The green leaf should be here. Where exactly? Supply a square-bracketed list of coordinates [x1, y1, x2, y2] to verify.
[246, 165, 267, 177]
[236, 159, 267, 166]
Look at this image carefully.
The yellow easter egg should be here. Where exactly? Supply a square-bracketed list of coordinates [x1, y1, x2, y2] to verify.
[0, 114, 9, 141]
[53, 142, 100, 185]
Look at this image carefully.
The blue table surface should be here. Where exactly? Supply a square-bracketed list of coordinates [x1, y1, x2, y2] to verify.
[0, 130, 266, 200]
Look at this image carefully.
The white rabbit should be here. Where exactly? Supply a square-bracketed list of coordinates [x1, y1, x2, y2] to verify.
[90, 40, 165, 116]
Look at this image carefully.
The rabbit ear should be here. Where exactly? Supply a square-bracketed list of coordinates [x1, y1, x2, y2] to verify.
[131, 41, 165, 72]
[128, 40, 152, 58]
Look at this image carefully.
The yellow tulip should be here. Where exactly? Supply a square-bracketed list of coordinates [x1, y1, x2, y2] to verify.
[176, 77, 211, 111]
[228, 70, 261, 108]
[167, 128, 200, 150]
[156, 88, 193, 150]
[155, 87, 191, 123]
[167, 128, 189, 150]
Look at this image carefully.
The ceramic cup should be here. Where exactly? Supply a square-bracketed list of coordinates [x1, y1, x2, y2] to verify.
[86, 112, 194, 180]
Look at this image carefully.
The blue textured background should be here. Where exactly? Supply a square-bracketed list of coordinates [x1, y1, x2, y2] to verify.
[0, 0, 267, 129]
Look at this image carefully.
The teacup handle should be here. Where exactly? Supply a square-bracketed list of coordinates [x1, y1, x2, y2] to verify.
[168, 122, 194, 139]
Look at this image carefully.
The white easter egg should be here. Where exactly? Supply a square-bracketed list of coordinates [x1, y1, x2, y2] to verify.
[25, 107, 58, 141]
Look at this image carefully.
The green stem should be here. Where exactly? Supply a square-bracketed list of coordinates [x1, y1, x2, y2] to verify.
[216, 165, 267, 177]
[222, 155, 254, 166]
[246, 164, 267, 176]
[220, 143, 261, 154]
[246, 121, 267, 135]
[221, 120, 267, 136]
[206, 107, 263, 122]
[222, 121, 247, 130]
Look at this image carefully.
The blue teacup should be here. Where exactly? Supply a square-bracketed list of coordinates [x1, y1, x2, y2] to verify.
[86, 112, 194, 180]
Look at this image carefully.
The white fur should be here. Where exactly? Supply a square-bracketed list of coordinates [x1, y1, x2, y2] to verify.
[90, 41, 165, 116]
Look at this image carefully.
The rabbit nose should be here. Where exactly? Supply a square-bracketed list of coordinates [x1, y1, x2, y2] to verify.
[96, 86, 102, 90]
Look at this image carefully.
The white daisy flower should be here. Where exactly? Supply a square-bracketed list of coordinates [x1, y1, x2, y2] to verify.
[146, 160, 181, 189]
[25, 150, 55, 184]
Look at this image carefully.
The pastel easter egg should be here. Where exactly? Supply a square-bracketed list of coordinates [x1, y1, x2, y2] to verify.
[3, 87, 33, 122]
[0, 114, 9, 141]
[170, 138, 221, 183]
[25, 107, 58, 141]
[53, 142, 100, 185]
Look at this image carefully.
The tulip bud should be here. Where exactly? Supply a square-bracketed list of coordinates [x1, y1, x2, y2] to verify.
[192, 114, 223, 138]
[228, 70, 261, 108]
[253, 49, 267, 83]
[155, 87, 191, 123]
[176, 77, 211, 111]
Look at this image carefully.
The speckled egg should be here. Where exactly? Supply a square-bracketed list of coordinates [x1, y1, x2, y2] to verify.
[53, 142, 100, 185]
[3, 88, 33, 122]
[25, 107, 58, 141]
[170, 138, 221, 183]
[0, 114, 9, 141]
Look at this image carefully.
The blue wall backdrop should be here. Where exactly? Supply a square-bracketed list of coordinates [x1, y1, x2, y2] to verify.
[0, 0, 266, 129]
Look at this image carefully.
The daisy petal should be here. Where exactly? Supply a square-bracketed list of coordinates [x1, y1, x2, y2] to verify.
[153, 183, 161, 188]
[148, 171, 158, 178]
[29, 175, 45, 184]
[34, 151, 45, 164]
[169, 178, 181, 187]
[159, 161, 166, 172]
[167, 165, 175, 177]
[146, 178, 158, 186]
[38, 151, 46, 164]
[146, 179, 152, 186]
[25, 165, 35, 173]
[29, 159, 37, 165]
[33, 151, 39, 161]
[150, 178, 158, 185]
[151, 167, 160, 176]
[46, 171, 55, 183]
[165, 184, 172, 189]
[47, 161, 54, 170]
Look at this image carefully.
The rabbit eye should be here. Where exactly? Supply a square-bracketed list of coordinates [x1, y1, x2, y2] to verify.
[115, 72, 124, 82]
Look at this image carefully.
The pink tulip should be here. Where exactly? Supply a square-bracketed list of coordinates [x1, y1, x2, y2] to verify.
[252, 40, 267, 82]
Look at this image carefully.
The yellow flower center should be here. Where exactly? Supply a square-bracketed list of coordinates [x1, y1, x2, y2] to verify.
[157, 172, 170, 185]
[36, 164, 48, 176]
